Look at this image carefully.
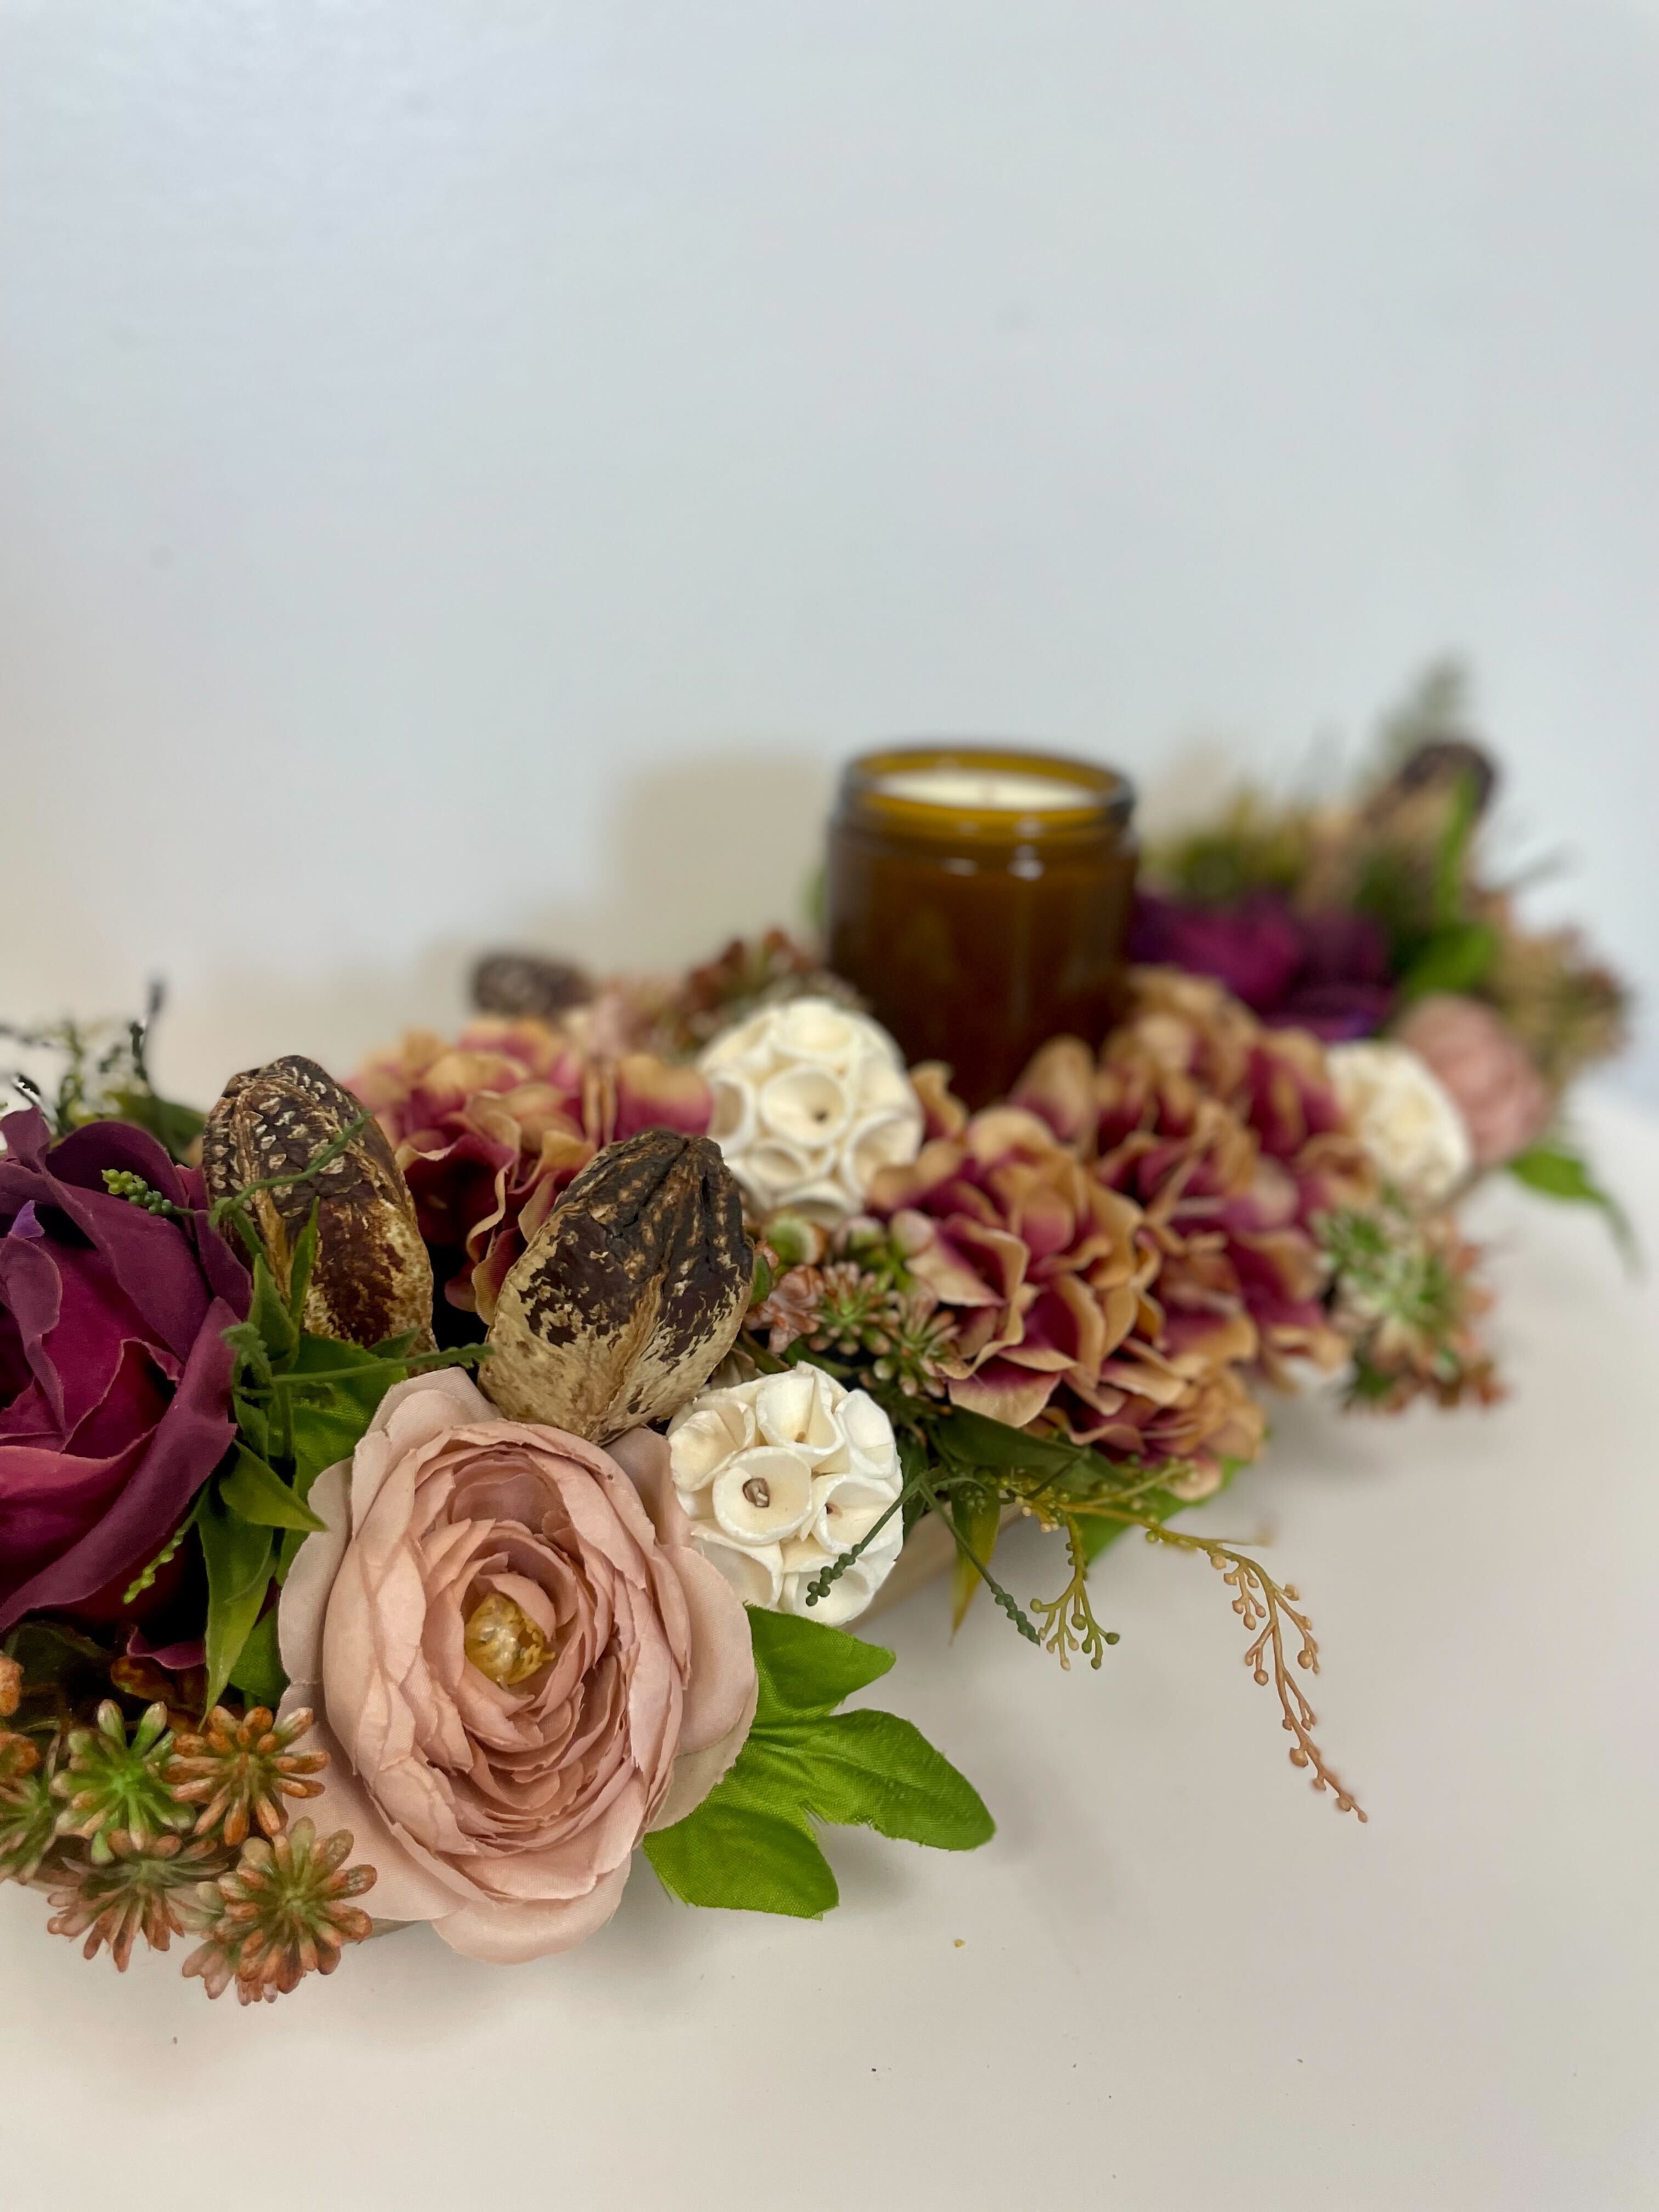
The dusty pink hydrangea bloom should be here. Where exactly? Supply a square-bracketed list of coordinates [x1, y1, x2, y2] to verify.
[276, 1369, 756, 1963]
[1394, 993, 1554, 1170]
[350, 1019, 712, 1318]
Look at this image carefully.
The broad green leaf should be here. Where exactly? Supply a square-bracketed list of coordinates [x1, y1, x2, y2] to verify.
[644, 1607, 992, 1918]
[370, 1330, 424, 1361]
[286, 1333, 407, 1500]
[936, 1407, 1080, 1479]
[1509, 1142, 1639, 1269]
[950, 1483, 1003, 1630]
[1078, 1512, 1137, 1567]
[198, 1493, 276, 1710]
[644, 1796, 839, 1917]
[1397, 919, 1499, 1002]
[778, 1709, 994, 1849]
[227, 1607, 288, 1709]
[749, 1604, 894, 1718]
[219, 1443, 327, 1533]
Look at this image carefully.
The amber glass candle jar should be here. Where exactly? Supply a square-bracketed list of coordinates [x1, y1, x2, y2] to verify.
[825, 743, 1138, 1108]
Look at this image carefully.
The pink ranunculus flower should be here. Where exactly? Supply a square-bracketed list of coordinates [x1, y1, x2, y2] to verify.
[276, 1368, 757, 1963]
[1392, 993, 1554, 1171]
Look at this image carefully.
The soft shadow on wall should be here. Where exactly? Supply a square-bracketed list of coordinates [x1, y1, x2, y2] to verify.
[155, 749, 836, 1103]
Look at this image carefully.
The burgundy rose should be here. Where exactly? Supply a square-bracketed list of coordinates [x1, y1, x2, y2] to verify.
[1130, 892, 1393, 1042]
[0, 1109, 249, 1635]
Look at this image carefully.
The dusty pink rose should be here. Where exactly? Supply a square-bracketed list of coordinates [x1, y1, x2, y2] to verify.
[1393, 994, 1553, 1170]
[276, 1369, 756, 1963]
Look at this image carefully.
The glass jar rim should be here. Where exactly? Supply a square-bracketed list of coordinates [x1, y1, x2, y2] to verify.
[836, 742, 1135, 844]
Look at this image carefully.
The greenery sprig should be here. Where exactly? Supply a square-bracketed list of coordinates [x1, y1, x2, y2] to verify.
[1, 981, 205, 1160]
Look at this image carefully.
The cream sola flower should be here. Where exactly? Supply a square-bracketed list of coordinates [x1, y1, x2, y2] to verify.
[668, 1367, 905, 1626]
[697, 998, 923, 1226]
[1325, 1039, 1473, 1207]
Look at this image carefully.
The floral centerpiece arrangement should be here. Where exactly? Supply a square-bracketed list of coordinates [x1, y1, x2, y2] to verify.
[0, 686, 1629, 2000]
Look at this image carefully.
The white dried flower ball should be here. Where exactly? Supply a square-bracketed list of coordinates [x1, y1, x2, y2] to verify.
[667, 1364, 905, 1627]
[1327, 1038, 1474, 1206]
[696, 997, 923, 1226]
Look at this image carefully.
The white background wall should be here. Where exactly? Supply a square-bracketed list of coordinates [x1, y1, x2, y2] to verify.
[2, 1, 1655, 1109]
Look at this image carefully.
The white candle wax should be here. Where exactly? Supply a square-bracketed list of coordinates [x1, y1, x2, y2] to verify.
[874, 766, 1098, 811]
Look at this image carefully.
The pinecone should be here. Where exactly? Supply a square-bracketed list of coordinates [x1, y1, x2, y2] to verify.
[52, 1701, 194, 1865]
[0, 1653, 20, 1717]
[182, 1820, 376, 2005]
[46, 1831, 225, 1970]
[167, 1706, 329, 1847]
[0, 1739, 62, 1884]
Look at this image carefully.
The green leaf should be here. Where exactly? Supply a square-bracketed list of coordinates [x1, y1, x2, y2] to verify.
[777, 1709, 995, 1849]
[218, 1443, 327, 1533]
[106, 1087, 207, 1164]
[286, 1333, 407, 1500]
[287, 1208, 320, 1327]
[198, 1492, 276, 1710]
[1396, 919, 1499, 1002]
[232, 1389, 270, 1461]
[1431, 766, 1481, 927]
[749, 1604, 893, 1719]
[247, 1253, 298, 1365]
[643, 1607, 992, 1918]
[2, 1619, 114, 1728]
[227, 1607, 288, 1709]
[1077, 1513, 1136, 1567]
[645, 1797, 839, 1917]
[1508, 1141, 1639, 1270]
[950, 1483, 1003, 1630]
[936, 1406, 1081, 1479]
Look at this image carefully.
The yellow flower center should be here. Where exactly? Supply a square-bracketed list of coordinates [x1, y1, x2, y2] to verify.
[464, 1593, 551, 1687]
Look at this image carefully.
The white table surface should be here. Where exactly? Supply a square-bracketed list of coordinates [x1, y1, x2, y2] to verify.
[5, 1091, 1657, 2212]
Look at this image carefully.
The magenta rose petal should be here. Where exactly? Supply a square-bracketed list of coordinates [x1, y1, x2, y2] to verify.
[0, 1291, 244, 1632]
[0, 1107, 249, 1634]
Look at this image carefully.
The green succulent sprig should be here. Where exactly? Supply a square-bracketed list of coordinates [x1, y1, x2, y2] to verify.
[183, 1819, 377, 2005]
[46, 1831, 227, 1971]
[51, 1701, 195, 1865]
[167, 1705, 328, 1847]
[0, 1740, 64, 1884]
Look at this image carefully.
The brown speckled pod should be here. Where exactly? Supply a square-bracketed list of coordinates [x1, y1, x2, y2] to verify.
[201, 1056, 436, 1353]
[483, 1128, 752, 1442]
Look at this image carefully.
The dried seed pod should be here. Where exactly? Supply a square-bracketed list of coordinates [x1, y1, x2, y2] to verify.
[201, 1056, 435, 1352]
[484, 1128, 752, 1442]
[470, 950, 593, 1021]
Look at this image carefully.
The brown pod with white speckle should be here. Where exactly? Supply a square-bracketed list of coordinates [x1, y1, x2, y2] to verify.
[201, 1055, 436, 1353]
[483, 1128, 752, 1442]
